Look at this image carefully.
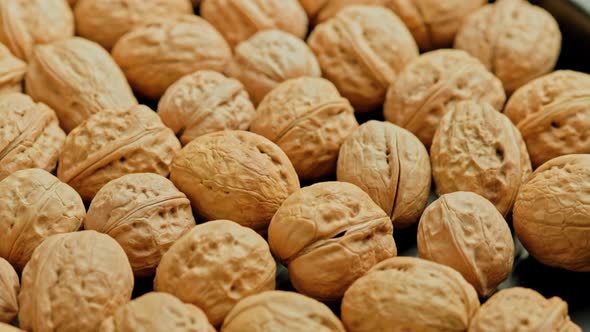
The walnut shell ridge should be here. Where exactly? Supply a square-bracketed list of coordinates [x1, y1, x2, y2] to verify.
[0, 44, 26, 95]
[0, 258, 18, 324]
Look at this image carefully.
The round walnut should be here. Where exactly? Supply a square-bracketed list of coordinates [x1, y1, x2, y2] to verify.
[514, 154, 590, 272]
[251, 77, 358, 181]
[222, 291, 345, 332]
[337, 120, 430, 228]
[154, 220, 276, 327]
[308, 5, 418, 112]
[0, 44, 26, 95]
[431, 101, 531, 216]
[18, 231, 134, 332]
[384, 49, 506, 147]
[112, 16, 232, 100]
[505, 70, 590, 168]
[268, 181, 397, 301]
[158, 70, 256, 145]
[57, 105, 181, 203]
[0, 93, 65, 181]
[170, 130, 299, 233]
[0, 258, 18, 324]
[85, 173, 195, 277]
[454, 0, 561, 94]
[226, 30, 321, 106]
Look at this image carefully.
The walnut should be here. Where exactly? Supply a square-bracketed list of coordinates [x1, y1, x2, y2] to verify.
[0, 44, 26, 95]
[384, 49, 506, 147]
[170, 130, 299, 233]
[154, 220, 276, 327]
[18, 231, 134, 332]
[85, 173, 195, 277]
[158, 70, 256, 145]
[341, 257, 480, 332]
[308, 5, 418, 112]
[57, 105, 181, 203]
[454, 0, 561, 94]
[251, 77, 358, 181]
[268, 181, 397, 301]
[0, 258, 18, 324]
[337, 120, 430, 228]
[0, 323, 22, 332]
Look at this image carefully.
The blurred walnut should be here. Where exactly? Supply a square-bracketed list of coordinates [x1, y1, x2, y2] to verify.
[0, 323, 22, 332]
[0, 44, 25, 95]
[0, 258, 18, 324]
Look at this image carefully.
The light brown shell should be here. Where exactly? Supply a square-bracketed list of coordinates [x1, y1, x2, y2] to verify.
[251, 77, 358, 181]
[85, 173, 195, 277]
[268, 181, 397, 301]
[0, 323, 22, 332]
[308, 5, 418, 112]
[226, 30, 321, 106]
[430, 101, 531, 216]
[57, 105, 181, 203]
[454, 0, 561, 94]
[504, 70, 590, 168]
[337, 120, 430, 228]
[25, 37, 137, 132]
[158, 70, 256, 145]
[170, 130, 299, 233]
[0, 258, 18, 324]
[341, 256, 480, 332]
[384, 49, 506, 147]
[18, 231, 134, 332]
[154, 220, 276, 327]
[0, 44, 25, 95]
[0, 93, 65, 181]
[221, 291, 346, 332]
[112, 16, 232, 100]
[513, 154, 590, 272]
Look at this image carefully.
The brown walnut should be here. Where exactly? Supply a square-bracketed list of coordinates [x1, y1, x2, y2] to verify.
[0, 258, 18, 324]
[0, 44, 26, 95]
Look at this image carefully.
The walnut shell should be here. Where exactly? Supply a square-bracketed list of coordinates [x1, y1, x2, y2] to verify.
[158, 70, 256, 145]
[0, 93, 65, 181]
[513, 154, 590, 272]
[112, 16, 232, 100]
[85, 173, 195, 277]
[0, 44, 25, 95]
[0, 169, 84, 271]
[504, 70, 590, 168]
[0, 323, 22, 332]
[57, 105, 181, 203]
[308, 5, 418, 112]
[341, 256, 480, 332]
[226, 30, 321, 106]
[221, 291, 345, 332]
[18, 231, 134, 332]
[201, 0, 308, 49]
[0, 258, 18, 324]
[25, 37, 137, 132]
[268, 181, 397, 301]
[170, 130, 299, 233]
[454, 0, 561, 94]
[337, 120, 430, 228]
[298, 0, 329, 19]
[384, 49, 506, 147]
[431, 101, 531, 216]
[251, 77, 358, 181]
[154, 220, 276, 327]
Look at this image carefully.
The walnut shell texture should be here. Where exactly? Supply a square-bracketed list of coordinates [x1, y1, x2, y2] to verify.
[0, 258, 18, 324]
[0, 44, 25, 95]
[337, 120, 430, 228]
[342, 256, 479, 332]
[0, 323, 22, 332]
[268, 181, 397, 301]
[251, 77, 358, 181]
[18, 231, 134, 332]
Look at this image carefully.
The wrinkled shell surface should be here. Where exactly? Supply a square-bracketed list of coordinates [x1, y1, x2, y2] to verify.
[341, 256, 480, 332]
[0, 44, 25, 95]
[251, 77, 358, 181]
[268, 181, 397, 301]
[18, 231, 134, 332]
[337, 120, 430, 228]
[0, 258, 18, 324]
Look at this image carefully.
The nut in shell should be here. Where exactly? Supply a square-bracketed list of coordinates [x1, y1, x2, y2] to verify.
[0, 44, 26, 95]
[0, 258, 18, 324]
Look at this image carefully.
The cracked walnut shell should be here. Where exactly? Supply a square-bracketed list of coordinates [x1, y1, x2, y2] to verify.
[0, 44, 26, 95]
[0, 258, 18, 324]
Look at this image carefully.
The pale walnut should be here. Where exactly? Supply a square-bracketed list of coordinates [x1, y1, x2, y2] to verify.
[337, 120, 430, 228]
[170, 130, 299, 233]
[268, 181, 397, 301]
[251, 77, 358, 181]
[0, 324, 22, 332]
[154, 220, 276, 327]
[384, 49, 506, 147]
[454, 0, 561, 94]
[0, 44, 26, 95]
[112, 16, 232, 100]
[0, 258, 18, 324]
[431, 101, 531, 216]
[308, 5, 418, 112]
[57, 105, 181, 203]
[18, 231, 134, 332]
[85, 173, 195, 277]
[341, 257, 480, 332]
